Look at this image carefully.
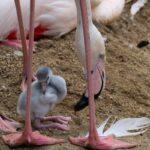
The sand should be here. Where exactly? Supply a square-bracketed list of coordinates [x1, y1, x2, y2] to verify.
[0, 2, 149, 150]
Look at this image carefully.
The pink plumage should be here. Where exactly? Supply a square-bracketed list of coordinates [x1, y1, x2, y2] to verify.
[0, 0, 77, 40]
[0, 0, 125, 40]
[92, 0, 125, 25]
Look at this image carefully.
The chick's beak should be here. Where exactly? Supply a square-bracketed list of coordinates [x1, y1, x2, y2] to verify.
[41, 82, 47, 94]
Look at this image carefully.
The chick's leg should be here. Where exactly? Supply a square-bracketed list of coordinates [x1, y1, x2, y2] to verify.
[34, 117, 70, 131]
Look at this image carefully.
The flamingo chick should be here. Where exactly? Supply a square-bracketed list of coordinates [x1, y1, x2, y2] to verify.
[17, 66, 71, 131]
[0, 0, 125, 92]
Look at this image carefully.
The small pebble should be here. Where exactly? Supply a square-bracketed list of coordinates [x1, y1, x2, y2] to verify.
[14, 50, 23, 57]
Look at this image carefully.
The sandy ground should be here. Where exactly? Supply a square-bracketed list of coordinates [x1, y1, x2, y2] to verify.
[0, 2, 149, 150]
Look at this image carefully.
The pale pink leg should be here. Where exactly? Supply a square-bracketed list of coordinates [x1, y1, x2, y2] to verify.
[0, 115, 22, 133]
[34, 119, 70, 131]
[74, 59, 105, 111]
[20, 74, 36, 92]
[85, 59, 105, 98]
[0, 40, 22, 49]
[0, 40, 36, 52]
[34, 116, 71, 131]
[40, 116, 71, 125]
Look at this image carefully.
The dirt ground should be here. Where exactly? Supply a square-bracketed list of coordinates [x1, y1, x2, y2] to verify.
[0, 2, 149, 150]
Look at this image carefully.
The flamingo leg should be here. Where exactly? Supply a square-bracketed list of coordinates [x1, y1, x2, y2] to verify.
[34, 119, 70, 131]
[74, 60, 105, 111]
[2, 0, 64, 147]
[0, 40, 36, 52]
[13, 0, 36, 92]
[69, 0, 136, 149]
[0, 115, 22, 133]
[39, 116, 71, 125]
[0, 40, 22, 49]
[33, 116, 71, 131]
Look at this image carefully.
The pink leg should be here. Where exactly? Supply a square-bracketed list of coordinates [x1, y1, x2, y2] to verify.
[0, 0, 36, 92]
[34, 118, 70, 131]
[0, 115, 22, 133]
[74, 59, 105, 111]
[0, 40, 36, 52]
[2, 0, 64, 147]
[40, 116, 72, 125]
[69, 1, 136, 149]
[0, 40, 22, 49]
[34, 116, 71, 131]
[20, 74, 36, 92]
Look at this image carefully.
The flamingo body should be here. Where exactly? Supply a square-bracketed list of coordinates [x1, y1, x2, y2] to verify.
[0, 0, 125, 41]
[92, 0, 125, 25]
[0, 0, 76, 40]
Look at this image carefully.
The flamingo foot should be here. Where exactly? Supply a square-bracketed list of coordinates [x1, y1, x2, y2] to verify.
[34, 116, 72, 131]
[41, 116, 72, 125]
[0, 115, 22, 133]
[21, 74, 37, 92]
[2, 131, 65, 147]
[0, 40, 36, 52]
[69, 135, 137, 150]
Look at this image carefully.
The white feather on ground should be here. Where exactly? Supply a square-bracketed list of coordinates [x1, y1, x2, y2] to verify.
[86, 117, 150, 137]
[130, 0, 148, 18]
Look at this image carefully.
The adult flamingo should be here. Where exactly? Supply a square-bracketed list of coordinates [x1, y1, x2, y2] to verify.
[0, 0, 77, 92]
[2, 0, 65, 147]
[69, 0, 136, 149]
[92, 0, 125, 25]
[0, 0, 149, 148]
[0, 0, 125, 91]
[0, 0, 125, 44]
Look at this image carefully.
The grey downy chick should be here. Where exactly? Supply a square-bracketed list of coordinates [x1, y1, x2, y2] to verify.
[17, 66, 71, 131]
